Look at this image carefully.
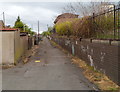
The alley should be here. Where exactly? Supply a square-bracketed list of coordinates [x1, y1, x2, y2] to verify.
[2, 37, 97, 90]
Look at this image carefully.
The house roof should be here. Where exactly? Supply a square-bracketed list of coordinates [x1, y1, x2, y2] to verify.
[0, 28, 18, 31]
[54, 13, 79, 24]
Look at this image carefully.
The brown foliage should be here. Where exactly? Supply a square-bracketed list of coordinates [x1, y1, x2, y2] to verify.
[70, 17, 94, 38]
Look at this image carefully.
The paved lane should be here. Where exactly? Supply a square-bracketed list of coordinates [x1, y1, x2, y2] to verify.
[2, 37, 98, 90]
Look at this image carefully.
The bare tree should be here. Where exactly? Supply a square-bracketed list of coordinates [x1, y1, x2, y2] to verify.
[62, 1, 110, 17]
[62, 3, 77, 14]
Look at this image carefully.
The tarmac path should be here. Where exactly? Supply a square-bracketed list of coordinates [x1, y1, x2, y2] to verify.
[2, 37, 98, 90]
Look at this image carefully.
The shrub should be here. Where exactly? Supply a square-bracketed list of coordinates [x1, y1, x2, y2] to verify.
[54, 14, 117, 38]
[54, 21, 73, 37]
[54, 17, 93, 38]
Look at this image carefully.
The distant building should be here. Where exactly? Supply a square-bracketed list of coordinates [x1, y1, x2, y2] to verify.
[0, 20, 5, 29]
[54, 13, 79, 24]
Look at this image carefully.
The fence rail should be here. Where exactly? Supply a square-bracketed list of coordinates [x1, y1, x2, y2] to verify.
[91, 4, 120, 39]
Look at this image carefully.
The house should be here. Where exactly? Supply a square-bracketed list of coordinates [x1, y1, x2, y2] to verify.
[54, 13, 79, 24]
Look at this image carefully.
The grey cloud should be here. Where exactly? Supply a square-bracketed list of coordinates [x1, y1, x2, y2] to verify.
[0, 2, 68, 33]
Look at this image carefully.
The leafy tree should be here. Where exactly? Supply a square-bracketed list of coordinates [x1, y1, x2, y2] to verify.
[14, 16, 24, 31]
[48, 26, 53, 32]
[13, 16, 35, 36]
[42, 31, 50, 36]
[54, 21, 73, 36]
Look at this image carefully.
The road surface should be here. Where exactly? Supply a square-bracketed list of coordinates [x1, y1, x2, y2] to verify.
[2, 37, 98, 90]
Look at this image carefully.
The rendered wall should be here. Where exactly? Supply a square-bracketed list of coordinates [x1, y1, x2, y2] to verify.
[0, 32, 2, 65]
[1, 31, 15, 64]
[1, 31, 29, 65]
[14, 31, 28, 64]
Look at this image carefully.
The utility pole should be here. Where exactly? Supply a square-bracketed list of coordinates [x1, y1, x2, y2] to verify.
[31, 24, 33, 29]
[38, 21, 39, 43]
[38, 21, 39, 35]
[3, 12, 5, 26]
[47, 24, 48, 31]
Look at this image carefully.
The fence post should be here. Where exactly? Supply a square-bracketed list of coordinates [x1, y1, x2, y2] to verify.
[118, 4, 120, 39]
[113, 5, 116, 39]
[92, 13, 95, 38]
[72, 43, 75, 56]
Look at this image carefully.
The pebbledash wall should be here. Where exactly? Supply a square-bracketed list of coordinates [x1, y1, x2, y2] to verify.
[0, 30, 34, 65]
[52, 37, 120, 85]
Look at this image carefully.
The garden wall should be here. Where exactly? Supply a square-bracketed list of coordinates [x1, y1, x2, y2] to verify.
[14, 31, 29, 64]
[52, 37, 120, 85]
[0, 30, 35, 65]
[1, 31, 15, 64]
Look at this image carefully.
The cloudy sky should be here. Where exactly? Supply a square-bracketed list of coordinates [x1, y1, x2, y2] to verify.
[0, 0, 119, 33]
[0, 2, 69, 33]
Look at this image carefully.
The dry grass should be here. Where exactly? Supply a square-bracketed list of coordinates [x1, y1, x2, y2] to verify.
[50, 40, 120, 91]
[22, 45, 39, 64]
[71, 57, 120, 91]
[2, 64, 15, 69]
[1, 45, 39, 69]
